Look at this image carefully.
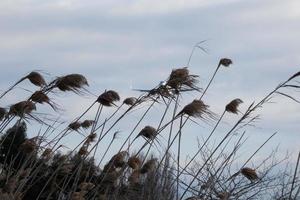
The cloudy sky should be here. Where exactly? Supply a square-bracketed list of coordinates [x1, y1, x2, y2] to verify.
[0, 0, 299, 164]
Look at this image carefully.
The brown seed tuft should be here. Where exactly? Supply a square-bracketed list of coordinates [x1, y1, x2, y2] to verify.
[54, 74, 88, 93]
[0, 107, 7, 121]
[97, 90, 120, 106]
[81, 120, 94, 129]
[178, 99, 209, 118]
[166, 67, 199, 91]
[26, 71, 46, 87]
[87, 132, 97, 143]
[110, 151, 128, 168]
[140, 158, 157, 174]
[241, 167, 258, 181]
[78, 146, 88, 156]
[9, 101, 36, 117]
[219, 58, 232, 67]
[123, 97, 137, 106]
[69, 121, 81, 131]
[30, 91, 50, 104]
[128, 156, 141, 169]
[138, 126, 157, 140]
[128, 170, 140, 184]
[20, 139, 37, 154]
[225, 98, 243, 114]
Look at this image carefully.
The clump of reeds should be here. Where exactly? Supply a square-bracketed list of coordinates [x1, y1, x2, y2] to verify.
[81, 120, 94, 129]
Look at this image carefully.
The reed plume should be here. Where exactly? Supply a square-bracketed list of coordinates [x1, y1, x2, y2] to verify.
[9, 101, 36, 117]
[51, 74, 88, 93]
[225, 98, 243, 114]
[240, 167, 258, 181]
[123, 97, 137, 106]
[97, 90, 120, 106]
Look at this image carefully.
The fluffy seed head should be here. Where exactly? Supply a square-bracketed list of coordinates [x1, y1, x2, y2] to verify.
[26, 71, 46, 87]
[140, 158, 157, 174]
[97, 90, 120, 106]
[69, 121, 81, 131]
[128, 156, 141, 169]
[167, 67, 199, 91]
[123, 97, 137, 106]
[87, 132, 97, 143]
[9, 101, 36, 117]
[30, 91, 50, 104]
[225, 98, 243, 114]
[54, 74, 88, 92]
[110, 151, 128, 168]
[81, 120, 94, 129]
[128, 170, 140, 184]
[138, 126, 157, 140]
[241, 167, 258, 181]
[219, 58, 233, 67]
[179, 99, 209, 118]
[0, 107, 7, 121]
[78, 146, 88, 156]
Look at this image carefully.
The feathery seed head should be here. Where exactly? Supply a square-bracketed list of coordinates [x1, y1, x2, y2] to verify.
[179, 99, 209, 118]
[30, 91, 50, 104]
[69, 121, 81, 131]
[97, 90, 120, 106]
[9, 101, 36, 117]
[167, 67, 199, 91]
[54, 74, 88, 93]
[219, 58, 232, 67]
[140, 158, 157, 174]
[26, 71, 46, 87]
[138, 126, 157, 140]
[128, 156, 141, 169]
[241, 167, 258, 181]
[81, 120, 94, 129]
[123, 97, 137, 106]
[225, 98, 243, 114]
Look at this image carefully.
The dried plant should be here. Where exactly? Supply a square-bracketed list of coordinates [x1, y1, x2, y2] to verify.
[8, 101, 36, 117]
[97, 90, 120, 106]
[123, 97, 138, 106]
[0, 54, 299, 200]
[240, 167, 259, 181]
[225, 98, 243, 114]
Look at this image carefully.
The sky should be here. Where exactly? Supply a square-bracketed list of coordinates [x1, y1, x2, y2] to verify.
[0, 0, 299, 166]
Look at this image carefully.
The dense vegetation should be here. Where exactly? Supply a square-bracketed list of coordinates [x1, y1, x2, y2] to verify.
[0, 56, 299, 199]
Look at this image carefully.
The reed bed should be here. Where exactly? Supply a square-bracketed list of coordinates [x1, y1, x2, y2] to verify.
[0, 54, 299, 200]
